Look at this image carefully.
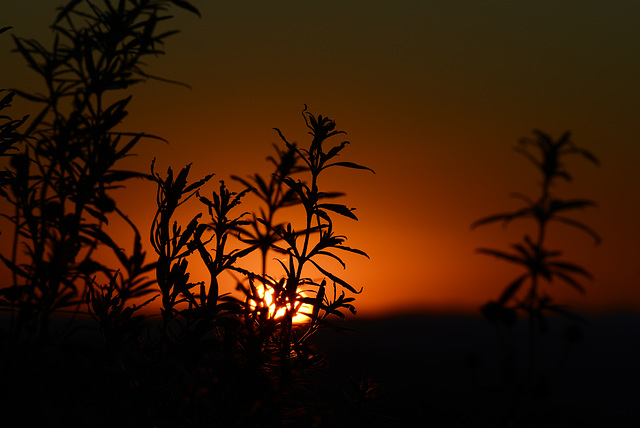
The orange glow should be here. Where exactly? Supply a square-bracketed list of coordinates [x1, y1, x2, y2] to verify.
[2, 1, 640, 317]
[248, 281, 315, 324]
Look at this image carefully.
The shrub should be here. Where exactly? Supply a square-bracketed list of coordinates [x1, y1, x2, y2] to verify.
[0, 2, 374, 426]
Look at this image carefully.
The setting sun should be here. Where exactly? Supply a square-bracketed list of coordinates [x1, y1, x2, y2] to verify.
[247, 280, 315, 324]
[2, 0, 639, 426]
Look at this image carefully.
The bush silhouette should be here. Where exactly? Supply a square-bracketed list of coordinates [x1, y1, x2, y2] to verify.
[0, 2, 376, 426]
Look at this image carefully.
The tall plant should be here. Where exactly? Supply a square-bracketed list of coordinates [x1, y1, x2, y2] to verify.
[472, 130, 599, 421]
[0, 0, 200, 341]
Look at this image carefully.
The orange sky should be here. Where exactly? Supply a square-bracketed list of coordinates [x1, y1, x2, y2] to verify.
[2, 1, 639, 317]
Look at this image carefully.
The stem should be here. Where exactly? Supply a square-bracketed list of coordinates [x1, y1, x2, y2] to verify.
[526, 273, 539, 383]
[297, 173, 318, 280]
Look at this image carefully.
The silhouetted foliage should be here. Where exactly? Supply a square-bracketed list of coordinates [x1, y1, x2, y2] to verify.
[0, 0, 193, 343]
[0, 2, 377, 426]
[472, 130, 599, 425]
[0, 91, 27, 199]
[144, 105, 375, 425]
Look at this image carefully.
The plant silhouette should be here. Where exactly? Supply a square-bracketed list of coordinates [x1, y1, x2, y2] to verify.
[3, 1, 607, 426]
[471, 130, 599, 425]
[0, 2, 377, 426]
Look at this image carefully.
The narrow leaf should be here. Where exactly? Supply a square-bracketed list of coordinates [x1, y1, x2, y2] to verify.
[308, 259, 362, 294]
[169, 0, 202, 17]
[476, 248, 525, 265]
[497, 274, 528, 305]
[471, 208, 531, 229]
[317, 203, 358, 220]
[548, 261, 592, 278]
[553, 216, 601, 245]
[324, 161, 374, 173]
[552, 271, 587, 294]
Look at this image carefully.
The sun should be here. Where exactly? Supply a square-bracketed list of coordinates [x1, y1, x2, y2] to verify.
[248, 282, 316, 324]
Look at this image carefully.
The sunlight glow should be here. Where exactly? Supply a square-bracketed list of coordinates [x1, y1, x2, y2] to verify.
[249, 283, 315, 324]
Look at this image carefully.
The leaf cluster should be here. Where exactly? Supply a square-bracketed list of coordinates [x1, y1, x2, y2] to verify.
[473, 131, 600, 308]
[515, 130, 598, 185]
[0, 90, 28, 198]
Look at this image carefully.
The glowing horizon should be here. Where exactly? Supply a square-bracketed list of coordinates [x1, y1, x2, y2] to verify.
[1, 1, 639, 317]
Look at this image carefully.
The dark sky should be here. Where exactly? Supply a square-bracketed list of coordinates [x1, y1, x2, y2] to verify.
[2, 1, 639, 316]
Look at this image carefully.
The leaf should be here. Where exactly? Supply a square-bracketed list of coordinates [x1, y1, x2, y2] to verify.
[230, 174, 255, 193]
[314, 250, 346, 269]
[476, 248, 524, 265]
[83, 204, 109, 224]
[54, 0, 83, 24]
[113, 133, 144, 159]
[335, 245, 369, 259]
[574, 147, 599, 166]
[510, 242, 533, 262]
[224, 245, 258, 267]
[9, 88, 48, 103]
[548, 261, 593, 279]
[184, 172, 215, 194]
[497, 274, 528, 305]
[274, 258, 291, 277]
[0, 253, 31, 279]
[174, 213, 202, 258]
[12, 36, 43, 74]
[81, 225, 129, 268]
[0, 91, 15, 109]
[514, 146, 541, 170]
[317, 191, 345, 200]
[471, 207, 531, 229]
[548, 198, 596, 215]
[509, 192, 534, 205]
[169, 0, 202, 17]
[316, 203, 358, 220]
[552, 271, 586, 294]
[555, 130, 572, 149]
[308, 259, 362, 294]
[553, 216, 601, 244]
[323, 140, 349, 162]
[324, 161, 374, 173]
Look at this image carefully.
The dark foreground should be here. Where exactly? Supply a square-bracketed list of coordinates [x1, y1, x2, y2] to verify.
[1, 313, 638, 426]
[310, 312, 640, 427]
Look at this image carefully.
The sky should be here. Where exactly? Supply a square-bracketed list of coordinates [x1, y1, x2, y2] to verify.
[1, 0, 639, 317]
